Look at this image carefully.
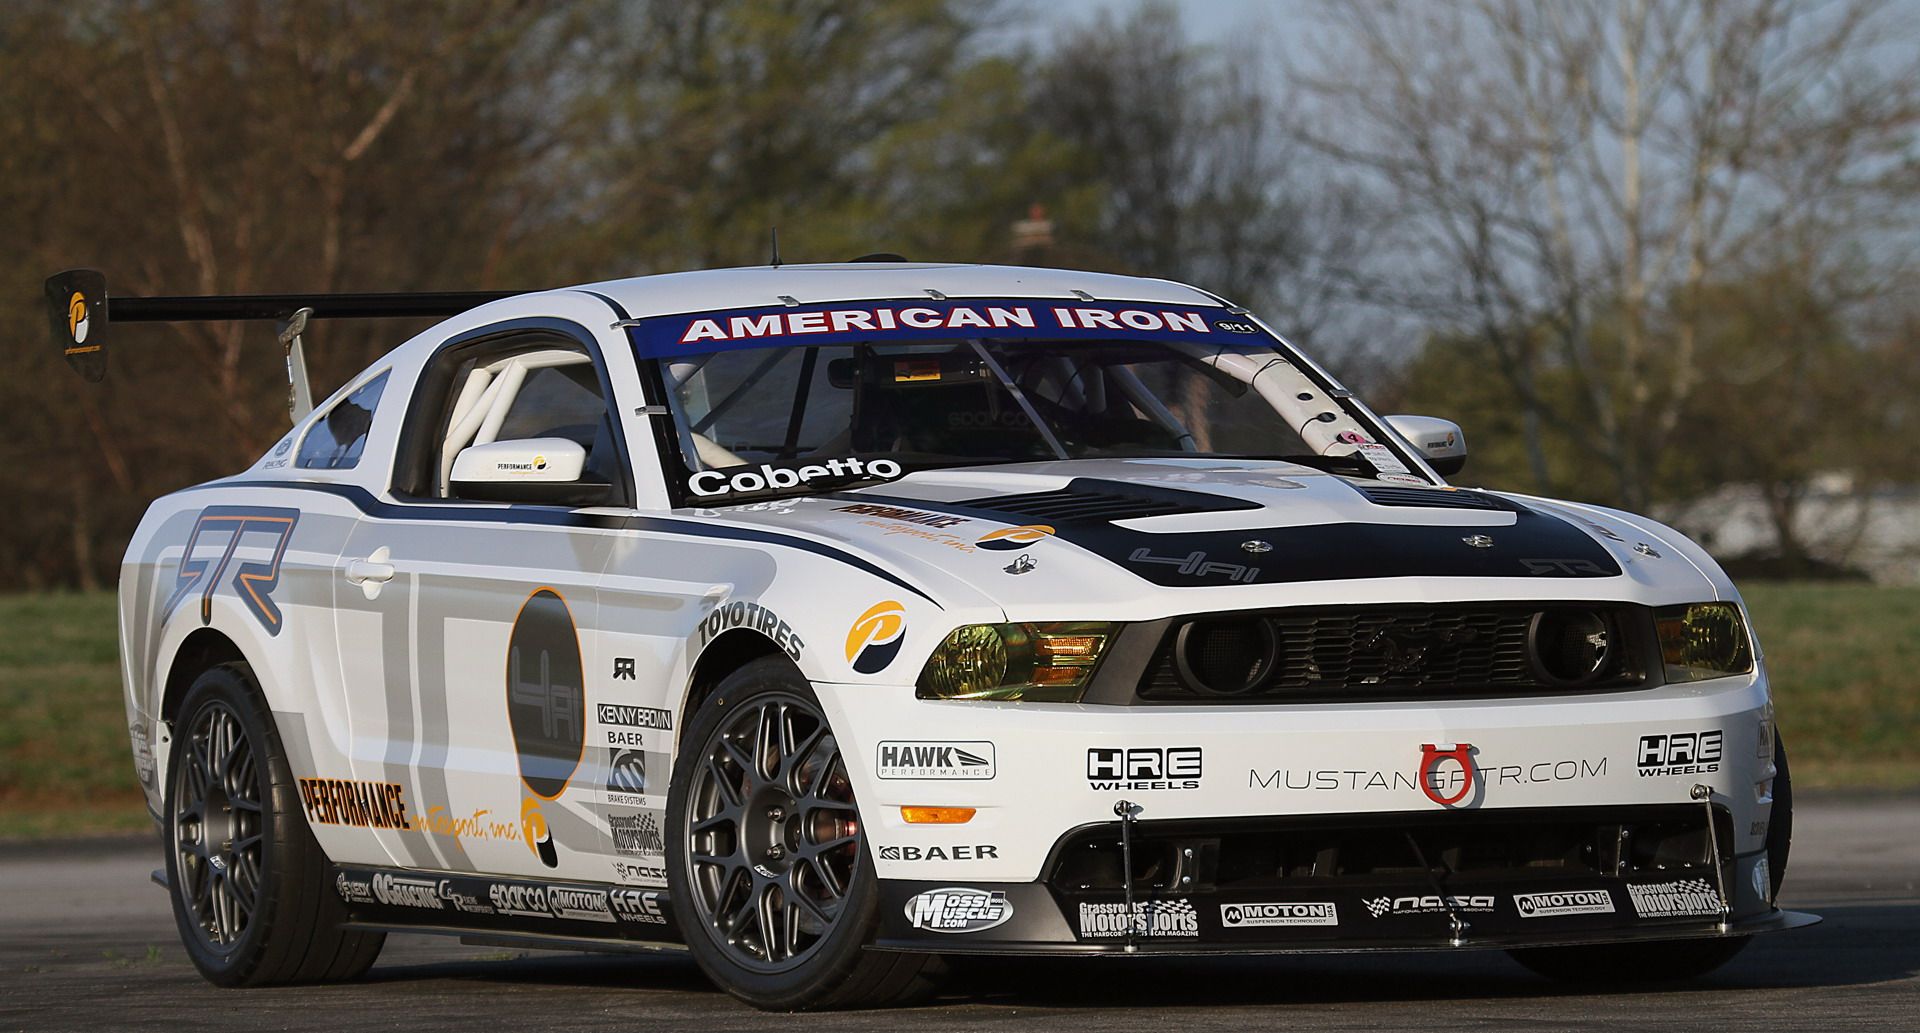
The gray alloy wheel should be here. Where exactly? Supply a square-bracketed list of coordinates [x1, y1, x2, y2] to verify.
[172, 695, 266, 952]
[164, 663, 384, 986]
[684, 689, 861, 971]
[667, 656, 943, 1010]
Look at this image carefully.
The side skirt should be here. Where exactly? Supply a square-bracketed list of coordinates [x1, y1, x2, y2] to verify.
[330, 864, 684, 949]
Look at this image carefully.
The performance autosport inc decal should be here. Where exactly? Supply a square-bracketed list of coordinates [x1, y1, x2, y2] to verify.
[1078, 900, 1200, 938]
[903, 887, 1013, 933]
[1629, 879, 1724, 919]
[627, 300, 1241, 359]
[1220, 902, 1339, 928]
[846, 600, 907, 674]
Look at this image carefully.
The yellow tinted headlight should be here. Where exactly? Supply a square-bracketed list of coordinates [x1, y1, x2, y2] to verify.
[917, 622, 1115, 702]
[1655, 602, 1754, 682]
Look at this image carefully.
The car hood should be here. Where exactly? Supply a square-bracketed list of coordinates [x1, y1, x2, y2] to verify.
[685, 458, 1719, 619]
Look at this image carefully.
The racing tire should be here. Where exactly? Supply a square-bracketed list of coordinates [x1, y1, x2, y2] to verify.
[1768, 733, 1793, 899]
[666, 656, 943, 1010]
[164, 662, 385, 986]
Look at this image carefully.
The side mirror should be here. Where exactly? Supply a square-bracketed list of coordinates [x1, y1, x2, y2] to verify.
[1384, 414, 1467, 476]
[449, 438, 612, 506]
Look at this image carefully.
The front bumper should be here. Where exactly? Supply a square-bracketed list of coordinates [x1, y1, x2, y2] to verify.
[819, 671, 1802, 953]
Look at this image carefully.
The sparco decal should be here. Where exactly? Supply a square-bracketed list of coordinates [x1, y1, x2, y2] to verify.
[695, 600, 804, 661]
[299, 777, 410, 829]
[1419, 742, 1476, 806]
[688, 458, 902, 498]
[1637, 731, 1723, 777]
[1514, 890, 1615, 918]
[846, 600, 907, 674]
[877, 741, 996, 780]
[1220, 902, 1338, 928]
[877, 844, 999, 862]
[903, 887, 1013, 933]
[488, 883, 550, 918]
[1628, 879, 1723, 919]
[1087, 747, 1201, 791]
[1361, 895, 1496, 918]
[372, 872, 444, 910]
[1078, 900, 1199, 938]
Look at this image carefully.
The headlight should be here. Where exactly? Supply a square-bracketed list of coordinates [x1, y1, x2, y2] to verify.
[916, 622, 1116, 702]
[1655, 602, 1754, 682]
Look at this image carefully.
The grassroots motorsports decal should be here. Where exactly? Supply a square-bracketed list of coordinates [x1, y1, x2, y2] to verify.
[1629, 879, 1724, 919]
[1078, 900, 1200, 938]
[626, 300, 1244, 359]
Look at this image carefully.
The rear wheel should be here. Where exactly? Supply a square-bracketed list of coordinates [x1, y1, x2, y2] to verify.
[666, 657, 942, 1010]
[165, 663, 385, 986]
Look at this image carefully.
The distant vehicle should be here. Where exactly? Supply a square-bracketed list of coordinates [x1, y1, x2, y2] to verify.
[47, 260, 1812, 1009]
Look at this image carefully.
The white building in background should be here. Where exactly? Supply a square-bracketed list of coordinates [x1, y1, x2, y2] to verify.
[1662, 473, 1920, 585]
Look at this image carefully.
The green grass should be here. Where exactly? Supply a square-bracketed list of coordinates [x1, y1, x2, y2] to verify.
[0, 584, 1914, 838]
[1740, 583, 1920, 790]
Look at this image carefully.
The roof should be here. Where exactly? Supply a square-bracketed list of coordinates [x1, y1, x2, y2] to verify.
[563, 263, 1228, 320]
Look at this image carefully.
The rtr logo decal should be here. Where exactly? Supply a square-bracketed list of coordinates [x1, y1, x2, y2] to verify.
[975, 525, 1055, 552]
[166, 507, 301, 634]
[1418, 743, 1475, 806]
[846, 600, 906, 674]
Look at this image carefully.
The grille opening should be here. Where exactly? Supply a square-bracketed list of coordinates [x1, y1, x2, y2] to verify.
[1174, 619, 1277, 695]
[1527, 609, 1615, 685]
[1049, 807, 1729, 894]
[1137, 604, 1650, 703]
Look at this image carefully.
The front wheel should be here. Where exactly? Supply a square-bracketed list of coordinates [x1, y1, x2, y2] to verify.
[665, 657, 942, 1010]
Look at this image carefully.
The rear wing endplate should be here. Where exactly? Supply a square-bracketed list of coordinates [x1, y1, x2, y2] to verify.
[44, 268, 523, 419]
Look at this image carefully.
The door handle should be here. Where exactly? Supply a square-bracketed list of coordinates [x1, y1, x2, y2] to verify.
[344, 546, 394, 598]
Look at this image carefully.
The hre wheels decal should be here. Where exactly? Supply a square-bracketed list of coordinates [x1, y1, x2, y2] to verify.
[685, 693, 861, 971]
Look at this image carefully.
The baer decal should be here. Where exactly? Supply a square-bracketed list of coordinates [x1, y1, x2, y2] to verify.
[507, 587, 585, 868]
[846, 600, 907, 674]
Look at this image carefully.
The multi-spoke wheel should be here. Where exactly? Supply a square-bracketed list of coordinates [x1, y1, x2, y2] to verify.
[667, 656, 943, 1010]
[164, 663, 384, 986]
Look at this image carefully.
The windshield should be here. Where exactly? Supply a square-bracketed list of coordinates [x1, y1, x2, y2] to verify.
[634, 300, 1419, 502]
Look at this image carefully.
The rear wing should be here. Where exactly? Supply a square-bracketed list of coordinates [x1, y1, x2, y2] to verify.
[44, 268, 523, 418]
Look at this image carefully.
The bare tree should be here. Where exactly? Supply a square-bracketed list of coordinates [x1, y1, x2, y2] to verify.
[1297, 0, 1920, 508]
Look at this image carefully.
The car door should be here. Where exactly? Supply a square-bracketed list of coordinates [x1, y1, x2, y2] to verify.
[334, 327, 631, 882]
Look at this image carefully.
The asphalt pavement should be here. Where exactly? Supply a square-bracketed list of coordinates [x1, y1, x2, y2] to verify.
[1, 796, 1914, 1032]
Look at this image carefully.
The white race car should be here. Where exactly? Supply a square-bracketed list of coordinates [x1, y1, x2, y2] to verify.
[47, 260, 1813, 1010]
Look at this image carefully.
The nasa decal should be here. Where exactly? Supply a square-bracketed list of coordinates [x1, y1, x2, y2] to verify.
[975, 525, 1055, 552]
[507, 588, 586, 867]
[845, 600, 907, 674]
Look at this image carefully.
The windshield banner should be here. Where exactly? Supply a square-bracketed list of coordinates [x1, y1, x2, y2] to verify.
[625, 299, 1252, 358]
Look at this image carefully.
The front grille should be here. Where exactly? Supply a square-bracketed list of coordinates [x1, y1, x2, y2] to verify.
[1138, 603, 1650, 702]
[1352, 484, 1518, 511]
[1048, 805, 1728, 894]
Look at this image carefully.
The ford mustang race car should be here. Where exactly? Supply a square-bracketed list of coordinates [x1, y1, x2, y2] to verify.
[47, 260, 1813, 1010]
